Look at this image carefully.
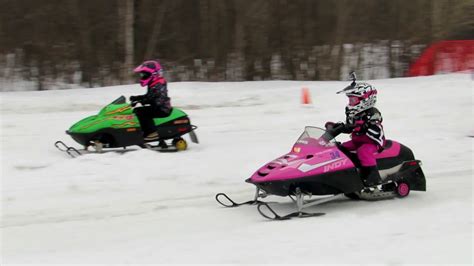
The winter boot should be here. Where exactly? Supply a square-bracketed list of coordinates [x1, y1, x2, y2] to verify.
[361, 166, 382, 187]
[144, 132, 159, 141]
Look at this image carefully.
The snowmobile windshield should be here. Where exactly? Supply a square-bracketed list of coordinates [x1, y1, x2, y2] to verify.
[296, 126, 338, 147]
[98, 96, 128, 116]
[109, 96, 126, 105]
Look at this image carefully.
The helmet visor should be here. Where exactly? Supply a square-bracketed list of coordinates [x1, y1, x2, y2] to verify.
[139, 72, 151, 80]
[348, 96, 362, 106]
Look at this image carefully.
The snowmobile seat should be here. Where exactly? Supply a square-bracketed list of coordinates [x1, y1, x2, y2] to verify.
[376, 142, 415, 170]
[338, 140, 414, 170]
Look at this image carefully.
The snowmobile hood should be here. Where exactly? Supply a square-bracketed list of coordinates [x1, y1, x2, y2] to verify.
[98, 102, 134, 116]
[248, 127, 354, 184]
[68, 102, 138, 134]
[248, 142, 353, 183]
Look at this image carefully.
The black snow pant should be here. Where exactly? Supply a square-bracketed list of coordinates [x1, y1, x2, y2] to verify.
[133, 106, 170, 136]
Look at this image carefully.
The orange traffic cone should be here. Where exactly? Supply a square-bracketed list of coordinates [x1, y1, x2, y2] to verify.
[301, 87, 312, 104]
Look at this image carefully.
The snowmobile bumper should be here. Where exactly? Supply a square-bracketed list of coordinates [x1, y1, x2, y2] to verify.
[391, 160, 426, 191]
[66, 130, 90, 146]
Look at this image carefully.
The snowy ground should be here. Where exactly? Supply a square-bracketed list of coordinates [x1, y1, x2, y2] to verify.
[1, 73, 473, 264]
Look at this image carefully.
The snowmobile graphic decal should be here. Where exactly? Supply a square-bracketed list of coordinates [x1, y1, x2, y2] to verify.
[298, 157, 345, 173]
[111, 121, 138, 128]
[79, 118, 111, 130]
[105, 105, 131, 115]
[112, 115, 135, 120]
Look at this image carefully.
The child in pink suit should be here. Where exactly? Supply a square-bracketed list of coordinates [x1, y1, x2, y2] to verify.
[326, 80, 385, 187]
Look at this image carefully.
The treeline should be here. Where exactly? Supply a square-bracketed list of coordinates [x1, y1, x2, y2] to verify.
[0, 0, 472, 90]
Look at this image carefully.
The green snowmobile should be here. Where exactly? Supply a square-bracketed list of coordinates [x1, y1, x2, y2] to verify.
[55, 96, 198, 157]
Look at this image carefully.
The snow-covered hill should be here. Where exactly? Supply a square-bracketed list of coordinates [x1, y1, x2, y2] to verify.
[1, 74, 472, 264]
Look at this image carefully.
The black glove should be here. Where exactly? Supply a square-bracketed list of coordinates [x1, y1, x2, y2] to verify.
[331, 122, 353, 134]
[130, 96, 143, 107]
[333, 122, 345, 129]
[324, 121, 335, 129]
[341, 123, 356, 133]
[325, 121, 346, 129]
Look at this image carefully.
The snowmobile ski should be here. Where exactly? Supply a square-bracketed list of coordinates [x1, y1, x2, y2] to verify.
[257, 202, 325, 220]
[215, 192, 266, 207]
[55, 139, 184, 158]
[54, 141, 82, 158]
[255, 189, 344, 220]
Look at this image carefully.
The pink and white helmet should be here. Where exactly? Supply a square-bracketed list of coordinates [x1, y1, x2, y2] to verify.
[134, 60, 164, 87]
[337, 82, 377, 117]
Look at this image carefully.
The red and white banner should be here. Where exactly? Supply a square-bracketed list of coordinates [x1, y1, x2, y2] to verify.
[408, 40, 474, 76]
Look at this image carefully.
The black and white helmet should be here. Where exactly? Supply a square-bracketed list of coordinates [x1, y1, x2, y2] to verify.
[337, 82, 377, 117]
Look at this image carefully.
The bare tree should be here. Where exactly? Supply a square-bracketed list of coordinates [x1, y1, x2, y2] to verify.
[123, 0, 135, 82]
[144, 1, 169, 60]
[1, 0, 473, 90]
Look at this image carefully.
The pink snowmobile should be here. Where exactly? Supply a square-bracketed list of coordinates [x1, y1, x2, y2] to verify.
[216, 125, 426, 220]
